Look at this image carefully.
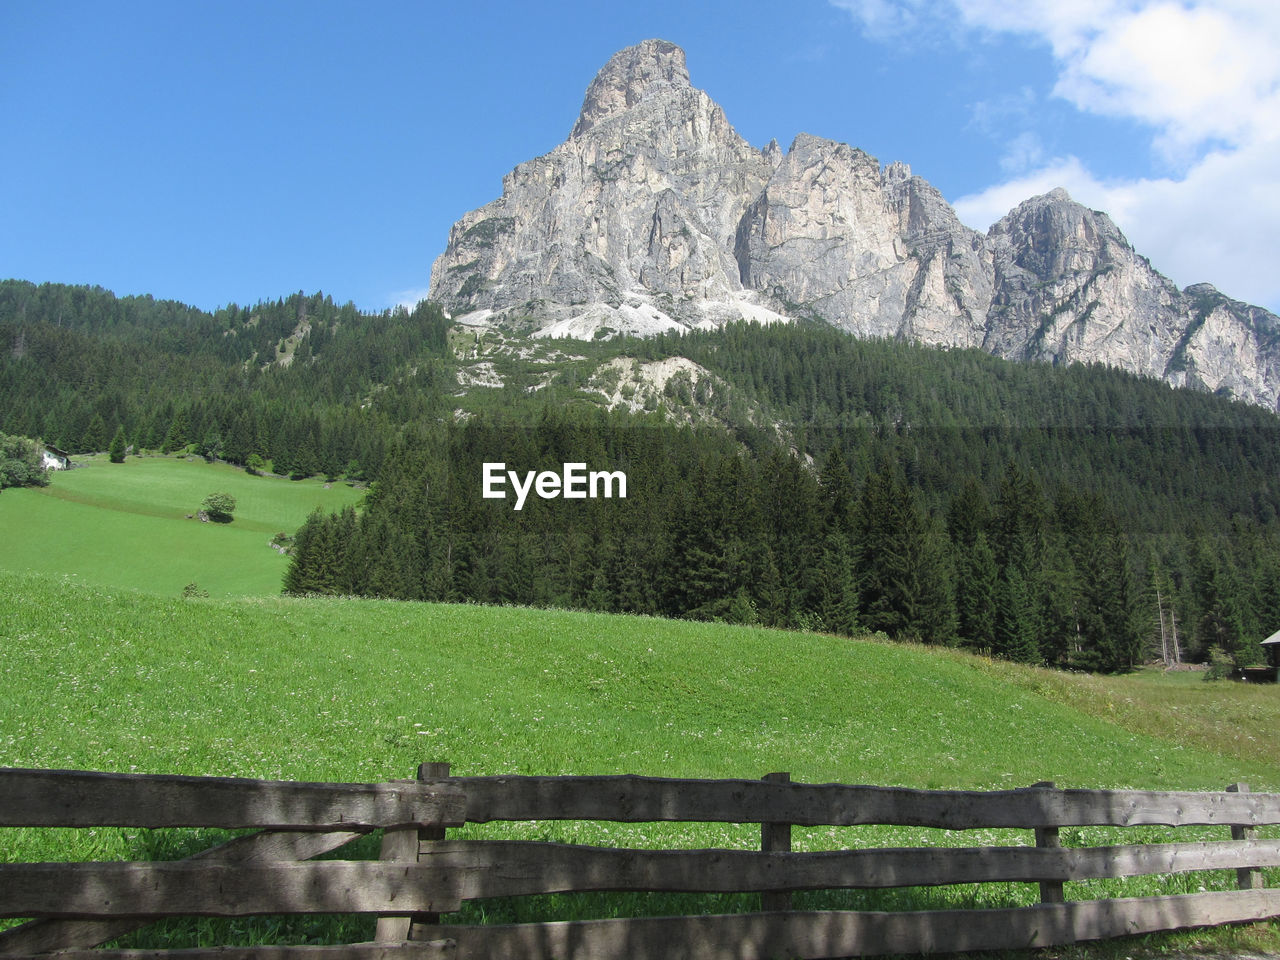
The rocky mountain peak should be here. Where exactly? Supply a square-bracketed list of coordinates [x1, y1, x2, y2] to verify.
[990, 188, 1130, 283]
[883, 160, 912, 184]
[571, 39, 690, 138]
[429, 42, 1280, 412]
[1184, 282, 1221, 298]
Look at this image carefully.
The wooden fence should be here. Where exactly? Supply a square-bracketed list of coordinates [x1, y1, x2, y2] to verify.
[1, 764, 1279, 958]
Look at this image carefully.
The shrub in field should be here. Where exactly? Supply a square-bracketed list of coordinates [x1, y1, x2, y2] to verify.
[0, 433, 49, 490]
[202, 492, 236, 523]
[1204, 645, 1235, 681]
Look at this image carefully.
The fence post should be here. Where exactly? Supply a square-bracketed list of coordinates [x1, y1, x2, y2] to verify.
[761, 772, 792, 912]
[1031, 781, 1065, 905]
[375, 761, 452, 941]
[1227, 782, 1264, 891]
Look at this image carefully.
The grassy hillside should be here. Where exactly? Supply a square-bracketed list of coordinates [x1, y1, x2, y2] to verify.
[5, 570, 1277, 791]
[2, 570, 1277, 952]
[0, 456, 363, 596]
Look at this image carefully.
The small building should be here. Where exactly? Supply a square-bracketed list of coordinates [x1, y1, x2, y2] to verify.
[40, 443, 69, 471]
[1264, 631, 1280, 677]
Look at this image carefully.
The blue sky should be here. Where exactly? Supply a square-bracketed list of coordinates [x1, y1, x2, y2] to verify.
[4, 1, 1278, 313]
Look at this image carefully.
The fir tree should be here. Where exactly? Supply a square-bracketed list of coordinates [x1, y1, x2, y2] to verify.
[162, 410, 189, 454]
[815, 529, 859, 635]
[955, 531, 998, 651]
[995, 564, 1040, 663]
[108, 425, 127, 463]
[80, 413, 107, 453]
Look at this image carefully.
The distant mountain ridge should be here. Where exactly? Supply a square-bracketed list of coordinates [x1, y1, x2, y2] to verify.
[428, 39, 1280, 412]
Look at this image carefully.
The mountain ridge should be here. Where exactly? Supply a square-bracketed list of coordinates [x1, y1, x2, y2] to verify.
[428, 39, 1280, 412]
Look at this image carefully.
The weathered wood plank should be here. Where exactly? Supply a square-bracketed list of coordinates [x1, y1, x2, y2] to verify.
[0, 829, 367, 955]
[411, 838, 1280, 898]
[1228, 782, 1265, 890]
[439, 775, 1280, 828]
[0, 862, 461, 919]
[760, 772, 792, 912]
[376, 762, 451, 943]
[375, 827, 423, 942]
[0, 941, 456, 960]
[0, 769, 466, 830]
[1032, 781, 1065, 904]
[430, 890, 1280, 959]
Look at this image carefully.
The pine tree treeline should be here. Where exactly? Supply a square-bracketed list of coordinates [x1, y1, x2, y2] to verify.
[281, 409, 1275, 673]
[0, 280, 451, 477]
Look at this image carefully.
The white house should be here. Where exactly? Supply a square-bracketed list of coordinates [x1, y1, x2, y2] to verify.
[40, 443, 69, 471]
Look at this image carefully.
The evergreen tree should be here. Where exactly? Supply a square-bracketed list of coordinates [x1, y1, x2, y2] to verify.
[223, 410, 253, 465]
[162, 410, 189, 454]
[955, 531, 998, 651]
[282, 511, 319, 595]
[819, 445, 857, 540]
[995, 564, 1040, 663]
[80, 413, 107, 453]
[1095, 533, 1145, 671]
[991, 462, 1045, 663]
[756, 450, 821, 627]
[858, 459, 956, 642]
[1254, 549, 1280, 642]
[947, 476, 991, 551]
[1035, 535, 1082, 667]
[108, 425, 127, 463]
[815, 529, 859, 635]
[199, 428, 222, 462]
[1190, 537, 1248, 662]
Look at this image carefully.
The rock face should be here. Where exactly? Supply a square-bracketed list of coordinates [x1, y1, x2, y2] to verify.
[429, 40, 1280, 411]
[983, 192, 1280, 408]
[429, 39, 781, 338]
[733, 139, 995, 350]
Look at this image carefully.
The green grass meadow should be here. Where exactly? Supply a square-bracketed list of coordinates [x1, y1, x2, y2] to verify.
[8, 570, 1276, 791]
[0, 457, 1278, 955]
[0, 456, 363, 596]
[2, 568, 1278, 953]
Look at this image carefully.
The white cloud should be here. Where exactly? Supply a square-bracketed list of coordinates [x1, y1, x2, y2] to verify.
[832, 0, 1280, 310]
[953, 140, 1280, 309]
[952, 157, 1107, 229]
[1003, 0, 1280, 159]
[391, 287, 432, 312]
[967, 87, 1037, 137]
[828, 0, 930, 39]
[998, 131, 1047, 174]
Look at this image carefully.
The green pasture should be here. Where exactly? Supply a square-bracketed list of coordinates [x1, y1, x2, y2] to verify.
[1, 569, 1277, 953]
[0, 456, 363, 596]
[4, 571, 1276, 792]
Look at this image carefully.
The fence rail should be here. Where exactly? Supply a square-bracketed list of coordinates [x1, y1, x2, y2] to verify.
[0, 768, 467, 830]
[436, 773, 1280, 828]
[0, 764, 1277, 959]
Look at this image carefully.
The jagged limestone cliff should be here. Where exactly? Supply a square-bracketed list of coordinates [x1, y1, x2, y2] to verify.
[429, 40, 1280, 411]
[429, 40, 782, 338]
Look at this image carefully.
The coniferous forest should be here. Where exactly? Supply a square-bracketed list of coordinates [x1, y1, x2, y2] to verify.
[5, 279, 1280, 673]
